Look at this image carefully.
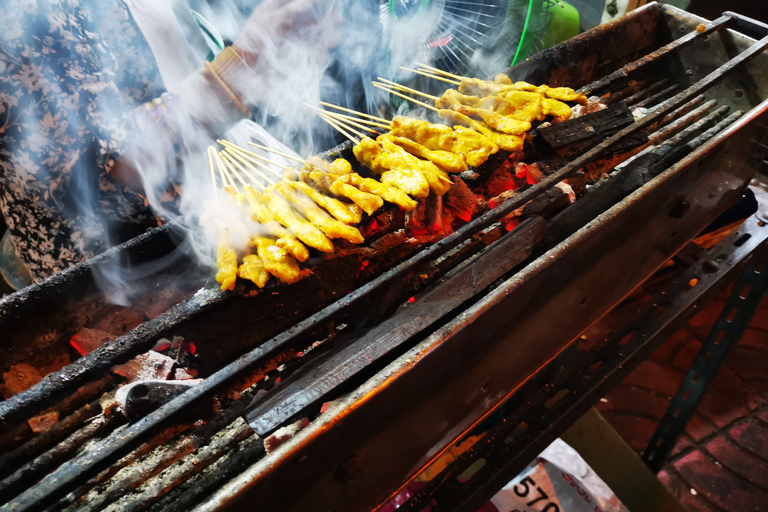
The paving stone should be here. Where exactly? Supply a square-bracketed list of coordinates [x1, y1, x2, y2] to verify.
[704, 435, 768, 490]
[671, 435, 692, 457]
[729, 420, 768, 461]
[687, 414, 716, 442]
[723, 346, 768, 394]
[686, 298, 726, 340]
[651, 327, 698, 366]
[737, 328, 768, 352]
[757, 406, 768, 425]
[674, 449, 768, 511]
[622, 360, 687, 397]
[598, 385, 670, 419]
[600, 413, 659, 453]
[672, 336, 704, 371]
[659, 468, 720, 512]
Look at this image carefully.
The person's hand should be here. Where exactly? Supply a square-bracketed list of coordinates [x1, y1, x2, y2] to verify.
[233, 0, 342, 71]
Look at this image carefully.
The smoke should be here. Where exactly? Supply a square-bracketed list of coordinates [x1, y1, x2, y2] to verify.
[0, 0, 529, 301]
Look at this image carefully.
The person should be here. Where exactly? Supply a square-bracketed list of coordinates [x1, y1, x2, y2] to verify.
[0, 0, 341, 283]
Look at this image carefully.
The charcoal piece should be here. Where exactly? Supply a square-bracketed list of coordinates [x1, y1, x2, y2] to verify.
[538, 101, 635, 150]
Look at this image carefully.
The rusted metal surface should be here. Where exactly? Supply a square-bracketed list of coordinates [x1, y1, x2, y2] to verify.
[579, 13, 734, 96]
[200, 92, 768, 511]
[397, 205, 768, 512]
[246, 217, 547, 435]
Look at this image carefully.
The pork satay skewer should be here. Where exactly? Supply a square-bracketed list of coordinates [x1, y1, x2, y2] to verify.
[318, 112, 362, 144]
[221, 151, 268, 191]
[207, 146, 221, 196]
[327, 113, 390, 129]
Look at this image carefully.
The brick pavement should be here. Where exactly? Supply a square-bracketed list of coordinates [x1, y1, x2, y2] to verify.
[596, 287, 768, 512]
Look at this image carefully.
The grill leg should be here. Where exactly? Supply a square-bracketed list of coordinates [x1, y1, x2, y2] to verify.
[641, 250, 768, 472]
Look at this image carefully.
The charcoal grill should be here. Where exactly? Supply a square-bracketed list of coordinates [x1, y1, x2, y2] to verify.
[2, 3, 768, 511]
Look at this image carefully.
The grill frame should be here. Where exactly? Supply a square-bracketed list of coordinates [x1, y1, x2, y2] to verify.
[3, 3, 768, 511]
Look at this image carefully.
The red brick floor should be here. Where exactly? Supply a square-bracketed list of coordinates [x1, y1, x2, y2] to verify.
[597, 286, 768, 512]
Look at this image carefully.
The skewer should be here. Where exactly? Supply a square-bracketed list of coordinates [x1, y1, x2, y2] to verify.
[217, 151, 240, 191]
[303, 103, 379, 135]
[222, 151, 270, 191]
[321, 112, 390, 129]
[225, 150, 270, 190]
[376, 77, 440, 101]
[317, 112, 362, 144]
[319, 101, 389, 124]
[399, 66, 460, 85]
[415, 61, 468, 80]
[372, 82, 439, 112]
[207, 146, 219, 196]
[217, 139, 286, 172]
[224, 147, 279, 185]
[246, 142, 305, 163]
[223, 152, 249, 189]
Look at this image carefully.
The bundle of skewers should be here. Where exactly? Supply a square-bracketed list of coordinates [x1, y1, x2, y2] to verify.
[209, 63, 589, 291]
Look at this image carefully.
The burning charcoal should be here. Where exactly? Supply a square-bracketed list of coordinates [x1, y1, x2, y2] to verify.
[444, 177, 478, 223]
[27, 411, 59, 434]
[1, 362, 43, 398]
[555, 182, 576, 203]
[113, 351, 176, 382]
[405, 201, 428, 237]
[484, 160, 519, 197]
[70, 328, 117, 356]
[264, 418, 310, 454]
[142, 285, 189, 320]
[425, 195, 445, 235]
[86, 305, 146, 337]
[538, 101, 634, 152]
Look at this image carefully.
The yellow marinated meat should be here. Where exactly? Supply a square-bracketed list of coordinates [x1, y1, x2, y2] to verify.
[237, 254, 270, 288]
[276, 185, 364, 244]
[243, 185, 309, 262]
[460, 106, 531, 135]
[329, 180, 383, 216]
[458, 77, 506, 97]
[436, 89, 482, 110]
[338, 173, 418, 211]
[541, 86, 588, 105]
[215, 238, 238, 291]
[287, 181, 361, 224]
[275, 235, 310, 263]
[389, 116, 498, 168]
[494, 73, 513, 85]
[253, 236, 301, 284]
[494, 90, 545, 123]
[352, 137, 389, 174]
[330, 158, 353, 175]
[262, 186, 335, 253]
[542, 97, 573, 120]
[353, 137, 430, 198]
[438, 110, 523, 152]
[382, 134, 467, 173]
[379, 137, 451, 196]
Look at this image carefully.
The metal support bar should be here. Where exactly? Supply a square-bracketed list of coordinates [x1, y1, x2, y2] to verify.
[642, 250, 768, 471]
[396, 212, 768, 512]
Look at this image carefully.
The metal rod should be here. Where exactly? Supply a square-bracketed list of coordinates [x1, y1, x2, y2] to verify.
[580, 14, 733, 95]
[633, 84, 680, 109]
[623, 78, 670, 106]
[646, 99, 717, 145]
[5, 33, 768, 512]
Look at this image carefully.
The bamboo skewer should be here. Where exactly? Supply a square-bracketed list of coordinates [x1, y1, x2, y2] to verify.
[207, 146, 219, 196]
[400, 66, 460, 85]
[217, 139, 285, 174]
[224, 147, 279, 185]
[222, 151, 268, 190]
[415, 62, 468, 80]
[217, 151, 240, 191]
[318, 101, 389, 124]
[304, 103, 380, 135]
[246, 142, 305, 163]
[316, 111, 363, 144]
[322, 111, 390, 129]
[372, 82, 439, 112]
[227, 151, 274, 190]
[376, 77, 440, 101]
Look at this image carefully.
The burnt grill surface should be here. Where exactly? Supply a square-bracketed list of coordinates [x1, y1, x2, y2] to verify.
[2, 4, 768, 512]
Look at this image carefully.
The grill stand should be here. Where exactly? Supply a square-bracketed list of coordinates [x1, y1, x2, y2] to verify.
[396, 180, 768, 512]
